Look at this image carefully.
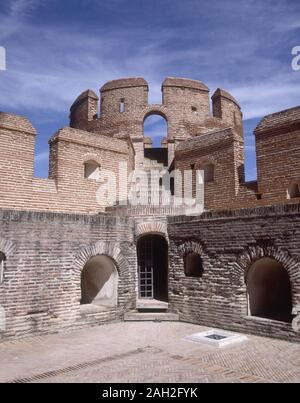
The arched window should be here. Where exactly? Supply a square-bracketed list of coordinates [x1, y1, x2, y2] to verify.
[143, 114, 168, 197]
[81, 255, 118, 308]
[144, 114, 168, 152]
[184, 252, 204, 278]
[0, 252, 6, 284]
[246, 257, 293, 323]
[84, 160, 101, 180]
[287, 183, 300, 199]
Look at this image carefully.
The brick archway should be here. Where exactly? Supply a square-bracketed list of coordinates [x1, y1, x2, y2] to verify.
[0, 237, 15, 257]
[235, 245, 300, 329]
[73, 241, 128, 275]
[135, 222, 168, 241]
[177, 241, 204, 257]
[143, 106, 169, 124]
[235, 246, 299, 284]
[82, 153, 102, 166]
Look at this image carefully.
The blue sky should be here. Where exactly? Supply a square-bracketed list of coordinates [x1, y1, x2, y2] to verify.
[0, 0, 299, 180]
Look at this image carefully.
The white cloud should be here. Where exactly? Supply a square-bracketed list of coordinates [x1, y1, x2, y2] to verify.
[229, 75, 300, 120]
[0, 0, 299, 125]
[35, 150, 49, 162]
[0, 0, 41, 40]
[2, 0, 298, 180]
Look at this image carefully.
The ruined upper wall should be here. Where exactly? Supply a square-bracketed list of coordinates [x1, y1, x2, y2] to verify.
[101, 77, 149, 92]
[70, 90, 99, 131]
[0, 112, 36, 182]
[254, 105, 300, 203]
[0, 113, 134, 214]
[1, 94, 300, 214]
[255, 106, 300, 134]
[175, 127, 254, 210]
[70, 77, 243, 138]
[211, 88, 243, 136]
[69, 77, 244, 167]
[161, 77, 210, 120]
[0, 112, 36, 135]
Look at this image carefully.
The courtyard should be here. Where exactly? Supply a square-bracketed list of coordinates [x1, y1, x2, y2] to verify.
[0, 321, 299, 383]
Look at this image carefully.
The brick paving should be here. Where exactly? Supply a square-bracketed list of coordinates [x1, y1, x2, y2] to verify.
[0, 322, 299, 383]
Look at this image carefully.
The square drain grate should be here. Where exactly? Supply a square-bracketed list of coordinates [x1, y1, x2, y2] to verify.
[184, 329, 248, 348]
[205, 334, 227, 341]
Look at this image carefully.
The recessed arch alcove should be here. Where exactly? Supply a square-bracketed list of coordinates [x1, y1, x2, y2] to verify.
[246, 257, 293, 323]
[81, 255, 118, 308]
[73, 240, 129, 311]
[287, 183, 300, 199]
[235, 245, 299, 317]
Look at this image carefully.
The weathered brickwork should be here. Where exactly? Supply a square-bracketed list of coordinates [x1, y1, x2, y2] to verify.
[175, 128, 254, 210]
[0, 210, 136, 340]
[255, 107, 300, 204]
[168, 204, 300, 342]
[1, 77, 298, 214]
[71, 77, 242, 167]
[0, 76, 299, 342]
[0, 114, 134, 213]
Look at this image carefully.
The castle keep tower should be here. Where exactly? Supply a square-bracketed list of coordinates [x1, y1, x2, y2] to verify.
[70, 77, 244, 170]
[0, 76, 300, 343]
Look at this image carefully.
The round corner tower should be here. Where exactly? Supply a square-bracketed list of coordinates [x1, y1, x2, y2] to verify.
[69, 76, 243, 168]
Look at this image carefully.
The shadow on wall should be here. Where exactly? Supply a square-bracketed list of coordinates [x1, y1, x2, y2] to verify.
[81, 255, 118, 308]
[246, 257, 293, 323]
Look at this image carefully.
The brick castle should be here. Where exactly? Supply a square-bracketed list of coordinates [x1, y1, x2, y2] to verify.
[0, 77, 299, 342]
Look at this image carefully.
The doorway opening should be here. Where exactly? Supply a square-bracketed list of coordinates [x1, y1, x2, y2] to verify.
[137, 234, 168, 302]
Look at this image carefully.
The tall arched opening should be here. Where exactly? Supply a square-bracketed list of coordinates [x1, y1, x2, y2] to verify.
[81, 255, 118, 308]
[137, 234, 168, 302]
[143, 113, 168, 167]
[246, 257, 293, 323]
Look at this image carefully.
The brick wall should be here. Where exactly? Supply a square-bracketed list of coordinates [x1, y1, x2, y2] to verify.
[255, 107, 300, 204]
[0, 210, 136, 340]
[2, 79, 300, 215]
[175, 127, 257, 210]
[0, 113, 134, 214]
[168, 203, 300, 342]
[1, 77, 300, 344]
[71, 77, 242, 168]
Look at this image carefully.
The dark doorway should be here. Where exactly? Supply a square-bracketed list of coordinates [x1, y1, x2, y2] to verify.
[246, 257, 293, 323]
[137, 234, 168, 302]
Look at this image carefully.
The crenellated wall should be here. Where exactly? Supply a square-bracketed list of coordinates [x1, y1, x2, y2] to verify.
[0, 77, 300, 342]
[174, 127, 254, 211]
[70, 77, 243, 168]
[1, 77, 300, 214]
[255, 106, 300, 204]
[0, 112, 134, 214]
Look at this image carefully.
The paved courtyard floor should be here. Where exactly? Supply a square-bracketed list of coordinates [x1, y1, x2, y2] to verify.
[0, 322, 300, 383]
